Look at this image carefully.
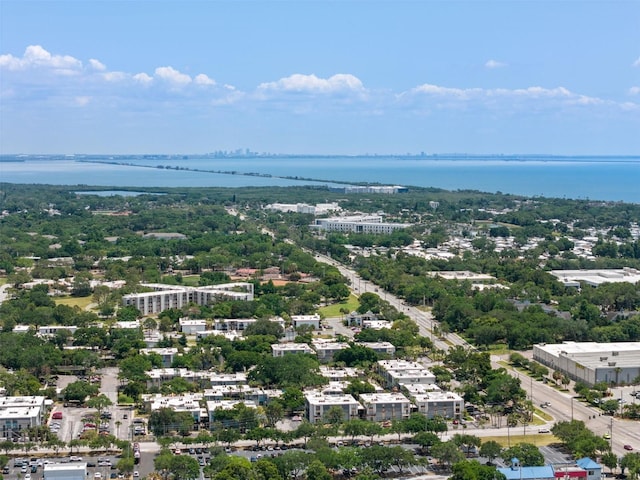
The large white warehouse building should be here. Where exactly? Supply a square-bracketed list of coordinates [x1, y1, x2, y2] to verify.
[533, 341, 640, 387]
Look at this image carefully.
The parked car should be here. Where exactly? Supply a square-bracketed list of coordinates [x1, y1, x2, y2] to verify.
[538, 428, 550, 433]
[624, 445, 634, 451]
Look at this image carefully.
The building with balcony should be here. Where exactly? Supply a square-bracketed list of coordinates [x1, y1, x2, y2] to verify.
[358, 392, 411, 422]
[304, 391, 361, 424]
[122, 282, 254, 315]
[410, 391, 464, 419]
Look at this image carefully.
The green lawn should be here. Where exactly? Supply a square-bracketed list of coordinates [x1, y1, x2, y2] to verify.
[55, 295, 94, 310]
[0, 278, 7, 286]
[477, 434, 556, 447]
[319, 294, 360, 317]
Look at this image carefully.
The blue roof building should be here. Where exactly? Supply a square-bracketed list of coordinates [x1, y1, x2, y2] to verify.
[576, 458, 601, 480]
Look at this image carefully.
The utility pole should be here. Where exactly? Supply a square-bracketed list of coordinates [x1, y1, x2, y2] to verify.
[571, 397, 574, 421]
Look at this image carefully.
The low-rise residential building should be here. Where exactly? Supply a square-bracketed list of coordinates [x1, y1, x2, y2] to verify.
[0, 406, 42, 439]
[37, 325, 78, 337]
[345, 311, 378, 327]
[211, 317, 285, 333]
[204, 386, 279, 405]
[376, 360, 436, 388]
[209, 372, 248, 386]
[319, 366, 361, 381]
[0, 396, 48, 439]
[179, 319, 207, 335]
[292, 314, 321, 330]
[411, 391, 464, 419]
[207, 400, 258, 427]
[272, 343, 315, 357]
[141, 393, 205, 425]
[312, 341, 349, 363]
[357, 342, 396, 357]
[358, 392, 411, 422]
[140, 347, 180, 367]
[304, 391, 361, 424]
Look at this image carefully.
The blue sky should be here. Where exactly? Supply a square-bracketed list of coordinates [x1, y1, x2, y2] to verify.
[1, 0, 639, 155]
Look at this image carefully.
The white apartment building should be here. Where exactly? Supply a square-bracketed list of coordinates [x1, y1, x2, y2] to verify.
[319, 366, 362, 382]
[122, 282, 254, 315]
[376, 360, 436, 389]
[359, 392, 412, 422]
[272, 343, 315, 357]
[179, 319, 207, 335]
[211, 317, 285, 333]
[291, 314, 321, 330]
[304, 391, 361, 424]
[141, 393, 205, 424]
[204, 385, 271, 403]
[357, 342, 396, 357]
[411, 391, 464, 419]
[312, 215, 411, 234]
[146, 369, 247, 389]
[0, 396, 46, 440]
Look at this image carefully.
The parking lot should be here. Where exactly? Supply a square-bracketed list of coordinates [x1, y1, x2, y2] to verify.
[2, 455, 129, 480]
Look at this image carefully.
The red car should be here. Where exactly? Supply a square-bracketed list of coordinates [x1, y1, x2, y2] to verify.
[624, 445, 634, 451]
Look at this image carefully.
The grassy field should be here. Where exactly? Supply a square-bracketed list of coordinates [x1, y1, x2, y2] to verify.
[477, 434, 557, 447]
[0, 278, 7, 286]
[319, 294, 360, 317]
[55, 295, 94, 310]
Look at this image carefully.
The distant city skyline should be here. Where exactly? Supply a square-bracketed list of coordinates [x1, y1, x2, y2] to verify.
[1, 1, 639, 155]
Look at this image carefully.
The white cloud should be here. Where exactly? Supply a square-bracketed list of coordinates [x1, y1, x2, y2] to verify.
[403, 83, 611, 110]
[0, 45, 82, 72]
[74, 96, 91, 106]
[485, 59, 507, 69]
[194, 73, 215, 86]
[412, 83, 482, 99]
[133, 73, 153, 85]
[155, 66, 192, 86]
[89, 59, 106, 71]
[629, 86, 640, 95]
[410, 83, 577, 100]
[258, 73, 365, 94]
[102, 71, 127, 82]
[633, 57, 640, 67]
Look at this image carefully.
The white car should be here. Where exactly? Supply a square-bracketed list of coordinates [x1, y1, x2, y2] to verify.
[94, 473, 102, 479]
[133, 472, 140, 478]
[25, 475, 31, 480]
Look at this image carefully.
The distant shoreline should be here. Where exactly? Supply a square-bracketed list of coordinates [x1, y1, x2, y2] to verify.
[2, 154, 640, 164]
